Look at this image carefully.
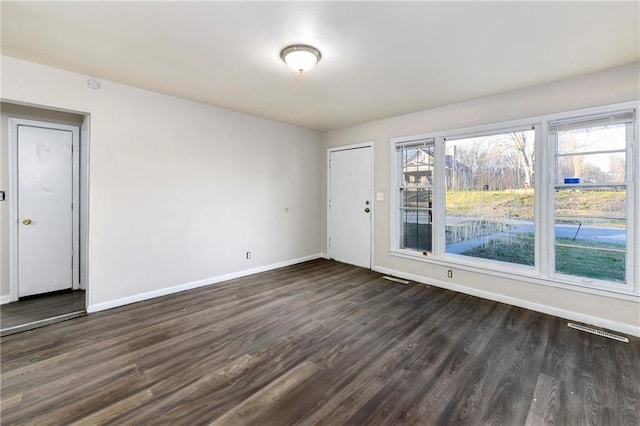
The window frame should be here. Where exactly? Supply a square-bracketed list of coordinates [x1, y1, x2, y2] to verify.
[547, 112, 635, 291]
[441, 125, 539, 273]
[390, 101, 638, 299]
[396, 138, 435, 253]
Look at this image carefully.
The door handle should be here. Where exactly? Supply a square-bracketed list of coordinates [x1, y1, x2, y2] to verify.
[364, 208, 370, 213]
[22, 218, 32, 225]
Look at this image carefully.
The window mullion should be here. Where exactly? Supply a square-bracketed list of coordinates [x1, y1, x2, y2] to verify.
[626, 120, 636, 291]
[545, 125, 558, 279]
[433, 137, 446, 258]
[534, 123, 545, 277]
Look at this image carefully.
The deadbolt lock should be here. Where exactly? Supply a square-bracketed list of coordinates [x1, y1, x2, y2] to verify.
[22, 218, 32, 225]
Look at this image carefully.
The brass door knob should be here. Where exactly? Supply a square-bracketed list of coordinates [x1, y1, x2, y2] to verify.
[22, 218, 32, 225]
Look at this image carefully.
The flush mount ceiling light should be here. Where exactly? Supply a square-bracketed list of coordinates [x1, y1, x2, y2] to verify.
[280, 44, 321, 74]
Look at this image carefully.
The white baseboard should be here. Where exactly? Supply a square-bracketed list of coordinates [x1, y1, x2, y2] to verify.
[87, 253, 323, 314]
[0, 295, 12, 305]
[374, 265, 640, 338]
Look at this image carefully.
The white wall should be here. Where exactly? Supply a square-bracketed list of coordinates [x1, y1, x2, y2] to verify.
[322, 62, 640, 335]
[1, 56, 322, 310]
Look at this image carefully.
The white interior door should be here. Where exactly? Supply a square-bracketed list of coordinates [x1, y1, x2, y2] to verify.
[328, 146, 372, 268]
[17, 123, 78, 297]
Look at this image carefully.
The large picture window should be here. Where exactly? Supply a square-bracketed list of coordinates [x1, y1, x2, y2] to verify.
[392, 103, 637, 296]
[445, 129, 535, 266]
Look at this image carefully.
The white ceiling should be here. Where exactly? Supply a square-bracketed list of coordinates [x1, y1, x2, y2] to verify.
[2, 2, 639, 131]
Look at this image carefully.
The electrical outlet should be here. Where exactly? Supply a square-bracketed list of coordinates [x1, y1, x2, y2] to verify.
[447, 269, 453, 279]
[246, 251, 251, 260]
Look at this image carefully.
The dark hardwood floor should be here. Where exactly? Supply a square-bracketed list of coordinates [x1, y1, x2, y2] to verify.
[1, 259, 638, 425]
[1, 290, 86, 335]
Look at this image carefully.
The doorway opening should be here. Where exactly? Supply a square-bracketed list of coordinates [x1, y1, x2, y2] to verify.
[1, 103, 89, 335]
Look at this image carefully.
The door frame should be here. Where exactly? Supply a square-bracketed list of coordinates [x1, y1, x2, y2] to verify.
[8, 118, 81, 301]
[327, 142, 375, 269]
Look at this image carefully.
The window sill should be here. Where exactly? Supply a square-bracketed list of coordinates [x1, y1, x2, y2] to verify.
[389, 249, 640, 302]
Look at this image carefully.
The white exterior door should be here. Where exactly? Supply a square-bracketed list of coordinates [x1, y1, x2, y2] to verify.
[16, 122, 79, 297]
[328, 146, 372, 268]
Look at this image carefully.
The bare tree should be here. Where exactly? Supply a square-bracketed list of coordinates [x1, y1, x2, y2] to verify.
[609, 157, 625, 182]
[509, 132, 534, 187]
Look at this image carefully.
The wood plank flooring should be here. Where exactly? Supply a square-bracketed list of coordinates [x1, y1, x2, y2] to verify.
[1, 290, 86, 335]
[1, 259, 638, 425]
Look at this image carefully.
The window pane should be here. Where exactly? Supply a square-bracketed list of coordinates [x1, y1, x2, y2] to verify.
[402, 187, 432, 208]
[401, 209, 432, 252]
[555, 246, 625, 283]
[402, 146, 434, 185]
[400, 187, 433, 251]
[555, 187, 626, 219]
[556, 152, 625, 184]
[445, 129, 535, 266]
[554, 187, 626, 283]
[554, 218, 626, 250]
[557, 123, 626, 154]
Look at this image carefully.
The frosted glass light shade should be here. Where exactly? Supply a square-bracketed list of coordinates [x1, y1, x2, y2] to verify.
[281, 45, 321, 73]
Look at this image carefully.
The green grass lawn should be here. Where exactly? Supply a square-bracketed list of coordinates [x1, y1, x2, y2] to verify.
[446, 189, 534, 220]
[446, 189, 625, 226]
[405, 187, 627, 282]
[460, 233, 625, 282]
[461, 233, 534, 266]
[555, 239, 625, 282]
